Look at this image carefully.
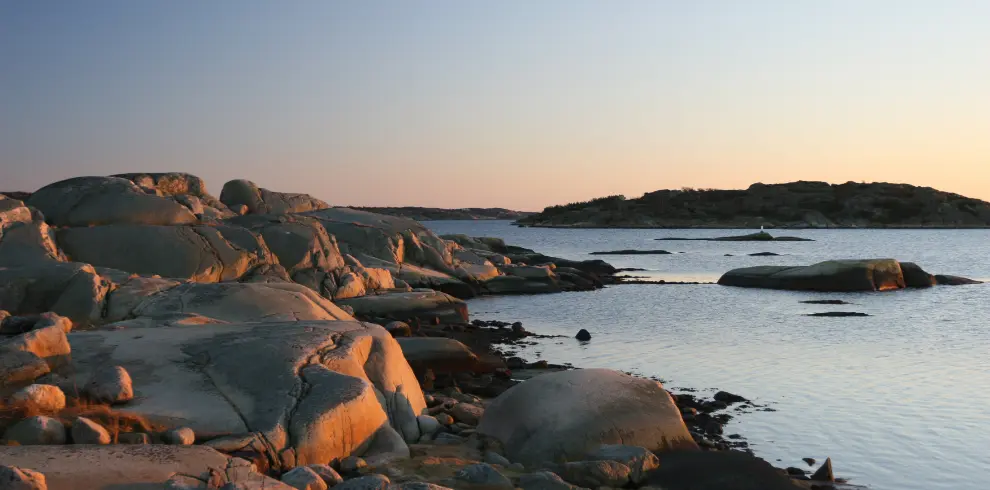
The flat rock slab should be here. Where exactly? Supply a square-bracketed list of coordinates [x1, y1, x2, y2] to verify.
[336, 290, 467, 324]
[589, 250, 672, 255]
[0, 445, 231, 490]
[66, 320, 425, 468]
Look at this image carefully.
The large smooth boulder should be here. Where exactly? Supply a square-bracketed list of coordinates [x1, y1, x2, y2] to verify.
[221, 179, 329, 215]
[66, 320, 425, 469]
[27, 176, 198, 227]
[0, 219, 66, 266]
[643, 450, 809, 490]
[335, 290, 467, 324]
[900, 262, 936, 288]
[396, 338, 480, 375]
[0, 445, 239, 490]
[113, 172, 234, 218]
[717, 259, 906, 292]
[3, 416, 66, 445]
[57, 224, 277, 282]
[477, 369, 697, 465]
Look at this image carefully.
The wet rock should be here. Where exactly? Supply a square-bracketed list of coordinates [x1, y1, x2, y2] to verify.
[719, 259, 906, 292]
[713, 391, 748, 404]
[281, 466, 328, 490]
[164, 427, 196, 445]
[84, 365, 133, 404]
[810, 457, 834, 482]
[455, 463, 512, 488]
[785, 467, 806, 476]
[11, 384, 66, 413]
[70, 417, 110, 445]
[935, 274, 983, 286]
[748, 252, 780, 256]
[802, 458, 816, 466]
[575, 329, 591, 341]
[552, 461, 631, 488]
[0, 465, 47, 490]
[807, 312, 869, 317]
[799, 300, 850, 305]
[3, 416, 66, 445]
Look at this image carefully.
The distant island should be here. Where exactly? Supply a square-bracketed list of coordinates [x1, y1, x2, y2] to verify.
[354, 206, 532, 221]
[516, 181, 990, 228]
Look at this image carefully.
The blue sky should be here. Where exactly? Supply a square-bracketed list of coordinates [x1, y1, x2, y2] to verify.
[2, 1, 988, 209]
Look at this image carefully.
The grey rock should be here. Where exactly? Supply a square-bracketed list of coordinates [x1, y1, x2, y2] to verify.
[432, 433, 464, 445]
[220, 179, 329, 215]
[449, 403, 483, 426]
[810, 457, 834, 482]
[3, 416, 66, 445]
[306, 465, 344, 487]
[434, 413, 454, 426]
[454, 463, 512, 488]
[718, 259, 906, 292]
[70, 417, 111, 445]
[389, 483, 452, 490]
[483, 450, 511, 466]
[0, 465, 47, 490]
[332, 474, 390, 490]
[84, 365, 133, 404]
[416, 415, 441, 436]
[0, 350, 50, 387]
[27, 176, 198, 227]
[517, 471, 582, 490]
[164, 427, 196, 445]
[281, 466, 328, 490]
[584, 445, 659, 483]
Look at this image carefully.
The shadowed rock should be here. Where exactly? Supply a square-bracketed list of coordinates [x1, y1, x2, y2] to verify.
[718, 259, 906, 292]
[27, 176, 198, 227]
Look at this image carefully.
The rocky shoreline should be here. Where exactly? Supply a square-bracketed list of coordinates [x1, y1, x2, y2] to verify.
[0, 173, 855, 490]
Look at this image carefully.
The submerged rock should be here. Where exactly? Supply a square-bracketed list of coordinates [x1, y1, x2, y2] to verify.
[575, 329, 591, 341]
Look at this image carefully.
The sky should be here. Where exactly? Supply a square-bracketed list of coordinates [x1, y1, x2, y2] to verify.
[2, 1, 989, 210]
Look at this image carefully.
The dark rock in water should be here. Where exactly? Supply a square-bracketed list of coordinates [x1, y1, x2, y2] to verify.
[802, 458, 816, 466]
[658, 232, 813, 242]
[511, 322, 526, 335]
[575, 329, 591, 341]
[935, 274, 983, 286]
[645, 450, 812, 490]
[749, 252, 780, 256]
[807, 312, 869, 317]
[800, 300, 850, 305]
[810, 458, 834, 482]
[506, 357, 526, 369]
[786, 467, 807, 476]
[900, 262, 936, 288]
[713, 391, 748, 404]
[590, 249, 672, 255]
[718, 259, 905, 292]
[725, 254, 733, 257]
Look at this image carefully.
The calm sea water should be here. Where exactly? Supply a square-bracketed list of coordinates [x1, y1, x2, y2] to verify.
[426, 220, 990, 490]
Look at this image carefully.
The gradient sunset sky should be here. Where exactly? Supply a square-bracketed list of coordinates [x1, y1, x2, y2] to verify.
[2, 1, 988, 210]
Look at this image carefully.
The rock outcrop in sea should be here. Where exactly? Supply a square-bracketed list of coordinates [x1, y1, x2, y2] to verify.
[517, 181, 990, 228]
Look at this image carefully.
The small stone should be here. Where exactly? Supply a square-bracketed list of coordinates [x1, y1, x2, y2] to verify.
[281, 466, 328, 490]
[164, 427, 196, 445]
[117, 432, 150, 444]
[84, 365, 134, 404]
[0, 465, 47, 490]
[552, 461, 631, 488]
[11, 384, 66, 413]
[455, 463, 512, 488]
[449, 403, 484, 425]
[575, 329, 591, 341]
[484, 450, 511, 466]
[416, 415, 441, 436]
[333, 474, 390, 490]
[424, 394, 436, 406]
[435, 413, 454, 425]
[803, 457, 816, 466]
[509, 463, 525, 472]
[339, 456, 367, 474]
[810, 458, 834, 482]
[384, 321, 412, 338]
[511, 322, 526, 335]
[70, 417, 111, 444]
[3, 416, 66, 445]
[786, 467, 807, 476]
[713, 391, 747, 404]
